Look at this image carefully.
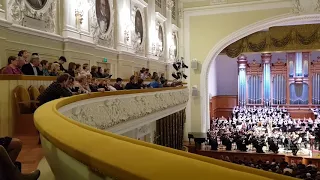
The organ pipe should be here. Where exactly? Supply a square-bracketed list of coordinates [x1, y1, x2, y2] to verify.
[237, 55, 247, 106]
[262, 53, 272, 106]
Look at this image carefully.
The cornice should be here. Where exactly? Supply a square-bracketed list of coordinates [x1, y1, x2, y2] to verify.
[155, 12, 167, 23]
[184, 0, 292, 17]
[132, 0, 148, 8]
[9, 24, 63, 41]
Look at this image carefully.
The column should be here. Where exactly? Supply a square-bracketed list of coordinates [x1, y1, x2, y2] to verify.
[237, 54, 247, 107]
[115, 0, 131, 51]
[165, 0, 174, 62]
[262, 53, 272, 106]
[0, 0, 5, 20]
[146, 0, 156, 59]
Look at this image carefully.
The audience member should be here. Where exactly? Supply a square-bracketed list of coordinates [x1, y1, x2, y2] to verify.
[74, 75, 91, 93]
[151, 72, 158, 79]
[18, 50, 29, 63]
[21, 55, 43, 76]
[80, 63, 91, 77]
[37, 73, 73, 105]
[0, 145, 40, 180]
[97, 67, 105, 78]
[89, 78, 105, 92]
[74, 64, 81, 77]
[104, 68, 112, 78]
[2, 56, 23, 75]
[137, 78, 146, 89]
[90, 66, 99, 78]
[149, 76, 162, 88]
[55, 56, 67, 72]
[106, 78, 117, 91]
[160, 73, 166, 84]
[40, 60, 50, 76]
[49, 63, 60, 76]
[66, 62, 76, 77]
[114, 78, 124, 90]
[125, 75, 140, 89]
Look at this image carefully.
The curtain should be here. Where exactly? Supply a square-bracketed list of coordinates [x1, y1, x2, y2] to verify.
[224, 24, 320, 58]
[154, 109, 185, 150]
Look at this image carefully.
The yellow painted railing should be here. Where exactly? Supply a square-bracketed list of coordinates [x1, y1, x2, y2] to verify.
[34, 87, 296, 180]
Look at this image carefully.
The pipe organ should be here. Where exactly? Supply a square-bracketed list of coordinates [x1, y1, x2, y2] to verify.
[237, 52, 320, 107]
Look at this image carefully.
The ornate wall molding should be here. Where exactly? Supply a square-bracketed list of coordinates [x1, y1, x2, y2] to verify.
[210, 0, 227, 5]
[59, 89, 189, 134]
[8, 0, 56, 33]
[89, 0, 114, 48]
[166, 0, 174, 11]
[292, 0, 320, 14]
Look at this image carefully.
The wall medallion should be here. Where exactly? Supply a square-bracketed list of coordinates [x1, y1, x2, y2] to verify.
[131, 5, 145, 53]
[158, 25, 164, 56]
[9, 0, 56, 33]
[89, 0, 114, 48]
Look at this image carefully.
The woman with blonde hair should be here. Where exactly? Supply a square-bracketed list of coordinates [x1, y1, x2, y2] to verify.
[74, 75, 90, 94]
[49, 63, 61, 76]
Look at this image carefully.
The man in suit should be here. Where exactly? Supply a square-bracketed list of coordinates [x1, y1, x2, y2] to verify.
[21, 55, 43, 76]
[96, 0, 110, 33]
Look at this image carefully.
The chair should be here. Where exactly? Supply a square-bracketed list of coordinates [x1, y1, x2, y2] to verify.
[39, 85, 46, 94]
[28, 85, 40, 109]
[13, 85, 39, 136]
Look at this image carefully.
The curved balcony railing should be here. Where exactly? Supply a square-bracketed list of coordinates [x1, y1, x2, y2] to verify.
[34, 87, 295, 180]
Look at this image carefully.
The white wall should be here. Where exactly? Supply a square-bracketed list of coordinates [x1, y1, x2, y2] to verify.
[208, 51, 320, 96]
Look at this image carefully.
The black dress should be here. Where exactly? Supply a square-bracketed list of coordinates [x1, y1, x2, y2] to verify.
[0, 136, 12, 150]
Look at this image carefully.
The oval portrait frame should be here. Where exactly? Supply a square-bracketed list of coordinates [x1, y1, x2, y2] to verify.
[158, 25, 164, 53]
[24, 0, 51, 12]
[95, 0, 111, 34]
[134, 9, 144, 45]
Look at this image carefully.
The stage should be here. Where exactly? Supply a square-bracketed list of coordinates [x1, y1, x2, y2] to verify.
[186, 143, 320, 167]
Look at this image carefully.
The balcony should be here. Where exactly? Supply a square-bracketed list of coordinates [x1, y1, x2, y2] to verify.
[34, 87, 293, 180]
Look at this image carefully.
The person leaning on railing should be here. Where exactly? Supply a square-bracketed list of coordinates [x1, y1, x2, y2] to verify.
[37, 73, 73, 106]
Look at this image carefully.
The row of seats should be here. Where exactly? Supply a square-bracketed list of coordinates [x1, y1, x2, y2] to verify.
[13, 85, 46, 136]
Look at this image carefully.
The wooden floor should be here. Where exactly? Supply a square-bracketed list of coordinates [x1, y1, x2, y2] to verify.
[15, 135, 44, 173]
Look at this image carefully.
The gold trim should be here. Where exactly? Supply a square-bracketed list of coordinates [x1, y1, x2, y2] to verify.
[34, 87, 294, 180]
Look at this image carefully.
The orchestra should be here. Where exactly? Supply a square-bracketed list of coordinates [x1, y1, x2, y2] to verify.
[209, 106, 320, 155]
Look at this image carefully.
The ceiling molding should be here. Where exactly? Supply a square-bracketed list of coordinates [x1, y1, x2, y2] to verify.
[184, 0, 292, 17]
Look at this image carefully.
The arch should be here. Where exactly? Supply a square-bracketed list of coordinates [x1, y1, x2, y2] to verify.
[200, 13, 320, 132]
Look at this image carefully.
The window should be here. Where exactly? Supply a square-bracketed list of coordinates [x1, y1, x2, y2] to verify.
[172, 1, 176, 20]
[156, 0, 161, 8]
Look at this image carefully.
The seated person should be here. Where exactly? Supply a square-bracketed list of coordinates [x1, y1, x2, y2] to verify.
[2, 56, 23, 75]
[89, 78, 105, 92]
[125, 75, 140, 89]
[0, 145, 40, 180]
[149, 76, 163, 88]
[74, 76, 91, 93]
[106, 78, 117, 91]
[49, 63, 61, 76]
[37, 74, 73, 105]
[40, 60, 50, 76]
[21, 55, 43, 76]
[137, 78, 146, 89]
[0, 136, 40, 179]
[113, 78, 124, 90]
